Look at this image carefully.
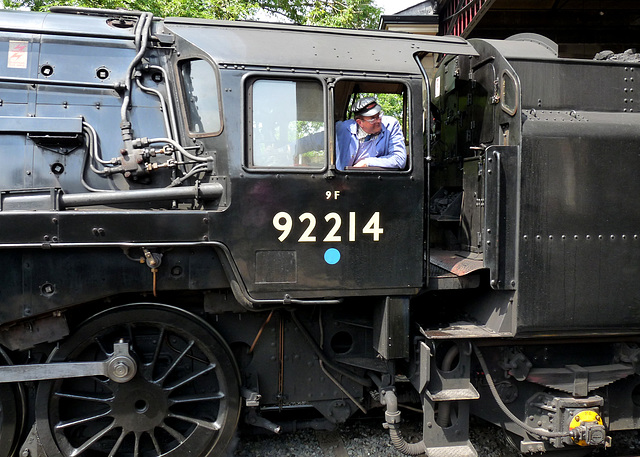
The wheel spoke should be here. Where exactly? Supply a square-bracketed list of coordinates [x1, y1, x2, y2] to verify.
[69, 421, 116, 457]
[133, 431, 141, 457]
[107, 429, 127, 457]
[148, 429, 163, 456]
[155, 339, 195, 385]
[55, 391, 113, 404]
[164, 363, 215, 391]
[168, 412, 221, 431]
[159, 422, 187, 444]
[55, 410, 112, 430]
[169, 391, 224, 405]
[94, 336, 111, 358]
[148, 327, 166, 376]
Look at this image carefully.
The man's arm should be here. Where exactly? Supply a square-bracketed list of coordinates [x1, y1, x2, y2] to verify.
[295, 130, 324, 156]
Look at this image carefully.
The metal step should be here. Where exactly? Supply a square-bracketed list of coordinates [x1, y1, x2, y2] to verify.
[425, 442, 478, 457]
[427, 386, 480, 401]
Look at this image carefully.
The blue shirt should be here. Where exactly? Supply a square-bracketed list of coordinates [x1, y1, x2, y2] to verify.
[295, 117, 407, 171]
[335, 117, 406, 170]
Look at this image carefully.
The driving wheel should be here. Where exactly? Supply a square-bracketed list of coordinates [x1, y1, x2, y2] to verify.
[36, 303, 240, 457]
[0, 347, 25, 457]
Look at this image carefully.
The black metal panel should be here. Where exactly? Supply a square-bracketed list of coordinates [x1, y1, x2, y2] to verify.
[56, 211, 210, 243]
[511, 58, 640, 113]
[0, 246, 228, 325]
[516, 113, 640, 334]
[373, 296, 410, 359]
[210, 171, 425, 299]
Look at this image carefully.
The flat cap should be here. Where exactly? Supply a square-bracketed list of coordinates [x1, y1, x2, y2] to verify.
[352, 97, 382, 117]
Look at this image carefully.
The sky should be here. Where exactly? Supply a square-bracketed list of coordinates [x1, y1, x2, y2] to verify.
[375, 0, 422, 15]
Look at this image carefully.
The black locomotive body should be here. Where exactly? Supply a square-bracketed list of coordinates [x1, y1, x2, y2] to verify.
[0, 8, 638, 457]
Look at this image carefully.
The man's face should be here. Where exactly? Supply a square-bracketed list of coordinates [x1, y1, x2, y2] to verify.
[356, 112, 383, 135]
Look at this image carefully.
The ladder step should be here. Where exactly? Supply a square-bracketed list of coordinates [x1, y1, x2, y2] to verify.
[427, 386, 480, 401]
[426, 443, 478, 457]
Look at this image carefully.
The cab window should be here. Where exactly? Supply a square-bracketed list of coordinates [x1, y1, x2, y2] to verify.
[179, 59, 222, 136]
[333, 80, 409, 171]
[248, 79, 325, 169]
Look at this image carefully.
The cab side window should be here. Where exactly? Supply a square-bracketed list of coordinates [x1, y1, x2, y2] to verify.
[248, 79, 325, 169]
[179, 59, 223, 136]
[333, 80, 409, 171]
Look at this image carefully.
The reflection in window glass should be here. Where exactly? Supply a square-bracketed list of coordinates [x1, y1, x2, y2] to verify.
[180, 59, 222, 134]
[251, 79, 325, 168]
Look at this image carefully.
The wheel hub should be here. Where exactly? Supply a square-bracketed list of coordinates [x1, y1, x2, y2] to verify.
[110, 377, 168, 432]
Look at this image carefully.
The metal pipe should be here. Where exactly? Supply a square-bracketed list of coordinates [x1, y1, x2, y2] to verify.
[382, 389, 428, 456]
[60, 182, 222, 208]
[0, 76, 122, 91]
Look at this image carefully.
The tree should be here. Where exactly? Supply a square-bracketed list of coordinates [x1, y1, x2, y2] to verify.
[257, 0, 381, 29]
[2, 0, 382, 29]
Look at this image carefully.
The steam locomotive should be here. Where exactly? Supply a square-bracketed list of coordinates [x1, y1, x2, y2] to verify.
[0, 6, 638, 457]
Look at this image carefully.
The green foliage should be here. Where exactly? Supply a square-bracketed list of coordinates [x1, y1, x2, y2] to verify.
[2, 0, 260, 19]
[3, 0, 381, 28]
[352, 92, 404, 119]
[376, 93, 404, 119]
[258, 0, 382, 29]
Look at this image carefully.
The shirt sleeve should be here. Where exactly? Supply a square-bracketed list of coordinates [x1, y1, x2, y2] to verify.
[364, 117, 407, 169]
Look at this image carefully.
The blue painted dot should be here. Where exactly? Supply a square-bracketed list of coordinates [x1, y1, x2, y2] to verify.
[324, 248, 341, 265]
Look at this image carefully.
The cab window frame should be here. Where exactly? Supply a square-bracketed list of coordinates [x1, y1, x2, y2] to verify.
[244, 74, 328, 173]
[332, 77, 412, 173]
[176, 56, 224, 138]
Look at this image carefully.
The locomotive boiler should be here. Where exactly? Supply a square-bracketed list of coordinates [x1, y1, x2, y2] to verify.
[0, 7, 638, 457]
